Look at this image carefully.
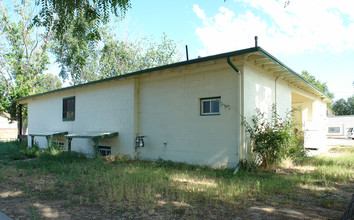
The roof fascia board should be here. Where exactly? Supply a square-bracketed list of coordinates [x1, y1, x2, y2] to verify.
[15, 46, 329, 103]
[14, 47, 259, 102]
[256, 47, 331, 101]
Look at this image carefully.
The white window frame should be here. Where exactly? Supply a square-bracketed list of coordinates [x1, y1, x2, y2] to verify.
[200, 97, 221, 116]
[99, 146, 111, 157]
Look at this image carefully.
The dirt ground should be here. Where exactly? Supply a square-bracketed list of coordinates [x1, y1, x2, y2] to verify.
[0, 139, 353, 219]
[0, 187, 349, 220]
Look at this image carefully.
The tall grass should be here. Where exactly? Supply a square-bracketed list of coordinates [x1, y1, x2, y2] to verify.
[1, 145, 353, 212]
[0, 140, 39, 160]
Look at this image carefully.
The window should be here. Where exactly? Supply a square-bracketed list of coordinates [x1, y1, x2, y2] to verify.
[328, 127, 340, 134]
[200, 97, 220, 116]
[63, 96, 75, 121]
[99, 146, 111, 157]
[51, 141, 65, 149]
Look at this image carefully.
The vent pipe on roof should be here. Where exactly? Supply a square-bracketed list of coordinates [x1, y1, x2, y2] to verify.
[255, 36, 258, 47]
[185, 45, 189, 61]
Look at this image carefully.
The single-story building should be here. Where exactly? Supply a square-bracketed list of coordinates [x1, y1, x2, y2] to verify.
[0, 112, 18, 140]
[15, 46, 329, 168]
[326, 115, 354, 138]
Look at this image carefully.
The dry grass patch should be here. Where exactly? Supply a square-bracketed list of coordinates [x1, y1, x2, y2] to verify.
[0, 144, 353, 219]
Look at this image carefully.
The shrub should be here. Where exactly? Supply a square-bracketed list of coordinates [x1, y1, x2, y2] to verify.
[0, 140, 40, 160]
[239, 159, 259, 172]
[101, 154, 131, 162]
[38, 151, 86, 165]
[24, 145, 40, 158]
[43, 142, 65, 155]
[287, 129, 307, 163]
[242, 105, 305, 169]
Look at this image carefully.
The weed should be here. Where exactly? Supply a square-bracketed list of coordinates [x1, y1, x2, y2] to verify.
[239, 159, 259, 172]
[26, 145, 40, 158]
[1, 144, 352, 215]
[319, 196, 337, 209]
[30, 203, 40, 220]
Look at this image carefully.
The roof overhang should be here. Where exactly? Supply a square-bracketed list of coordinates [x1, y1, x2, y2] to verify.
[15, 47, 331, 103]
[242, 48, 331, 102]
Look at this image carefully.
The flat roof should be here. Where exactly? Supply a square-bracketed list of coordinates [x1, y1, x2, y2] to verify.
[15, 46, 330, 103]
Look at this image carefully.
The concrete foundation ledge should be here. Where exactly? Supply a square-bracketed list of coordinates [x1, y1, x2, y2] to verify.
[0, 211, 12, 220]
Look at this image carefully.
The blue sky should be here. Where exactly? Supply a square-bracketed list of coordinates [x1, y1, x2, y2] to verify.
[2, 0, 353, 101]
[120, 0, 354, 101]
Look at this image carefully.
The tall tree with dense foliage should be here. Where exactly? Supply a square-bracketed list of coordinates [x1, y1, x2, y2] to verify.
[99, 32, 181, 79]
[332, 95, 354, 115]
[32, 0, 131, 79]
[301, 71, 334, 110]
[301, 71, 334, 100]
[54, 21, 182, 85]
[52, 9, 101, 85]
[0, 1, 61, 119]
[33, 0, 131, 41]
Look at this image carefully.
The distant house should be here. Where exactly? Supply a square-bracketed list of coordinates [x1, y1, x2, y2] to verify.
[15, 47, 329, 168]
[0, 112, 17, 139]
[326, 115, 354, 138]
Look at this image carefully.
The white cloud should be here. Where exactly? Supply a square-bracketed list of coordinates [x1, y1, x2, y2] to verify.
[193, 0, 354, 56]
[193, 5, 208, 24]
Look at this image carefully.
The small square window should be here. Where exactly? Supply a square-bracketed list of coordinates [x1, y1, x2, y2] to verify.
[63, 96, 75, 121]
[99, 146, 111, 157]
[201, 97, 220, 116]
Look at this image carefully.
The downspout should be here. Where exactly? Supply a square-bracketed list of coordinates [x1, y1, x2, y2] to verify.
[133, 78, 140, 159]
[274, 76, 283, 107]
[227, 57, 244, 174]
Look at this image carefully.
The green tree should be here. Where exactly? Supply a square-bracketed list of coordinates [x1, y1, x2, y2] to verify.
[52, 10, 101, 85]
[0, 1, 61, 120]
[99, 32, 181, 79]
[54, 22, 182, 85]
[301, 71, 334, 110]
[301, 71, 334, 100]
[332, 95, 354, 115]
[32, 0, 131, 79]
[35, 73, 63, 93]
[33, 0, 131, 42]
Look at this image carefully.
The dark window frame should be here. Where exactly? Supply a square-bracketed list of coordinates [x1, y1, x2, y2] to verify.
[200, 97, 221, 116]
[63, 96, 75, 121]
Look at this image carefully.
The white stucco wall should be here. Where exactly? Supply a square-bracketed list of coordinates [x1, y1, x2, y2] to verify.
[302, 100, 327, 148]
[242, 64, 292, 159]
[26, 61, 241, 168]
[23, 55, 328, 167]
[326, 115, 354, 138]
[27, 79, 135, 156]
[138, 65, 241, 168]
[243, 65, 291, 121]
[290, 88, 328, 149]
[0, 116, 17, 129]
[0, 116, 17, 139]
